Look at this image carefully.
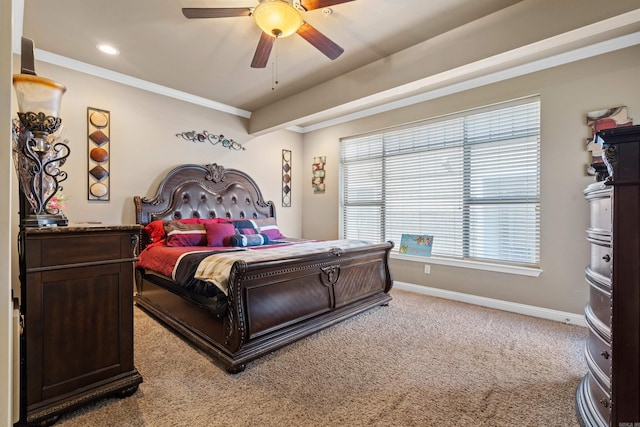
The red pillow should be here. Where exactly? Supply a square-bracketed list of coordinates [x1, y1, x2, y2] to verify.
[204, 222, 236, 247]
[144, 218, 203, 247]
[144, 220, 167, 247]
[164, 221, 207, 247]
[200, 218, 231, 225]
[178, 218, 203, 224]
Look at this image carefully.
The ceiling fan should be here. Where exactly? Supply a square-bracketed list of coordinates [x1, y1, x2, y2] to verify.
[182, 0, 355, 68]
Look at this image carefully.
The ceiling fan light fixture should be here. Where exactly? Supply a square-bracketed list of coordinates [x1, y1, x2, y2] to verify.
[253, 0, 303, 38]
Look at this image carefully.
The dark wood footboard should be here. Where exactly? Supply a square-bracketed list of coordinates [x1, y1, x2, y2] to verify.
[135, 241, 393, 373]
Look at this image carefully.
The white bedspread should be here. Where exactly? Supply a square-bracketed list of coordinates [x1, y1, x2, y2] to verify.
[193, 239, 373, 295]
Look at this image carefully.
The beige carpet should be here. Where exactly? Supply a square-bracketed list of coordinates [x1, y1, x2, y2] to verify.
[56, 289, 587, 427]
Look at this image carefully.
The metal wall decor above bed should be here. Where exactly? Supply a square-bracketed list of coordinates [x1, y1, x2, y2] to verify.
[176, 130, 245, 151]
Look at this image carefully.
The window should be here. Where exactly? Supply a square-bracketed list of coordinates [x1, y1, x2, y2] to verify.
[339, 97, 540, 268]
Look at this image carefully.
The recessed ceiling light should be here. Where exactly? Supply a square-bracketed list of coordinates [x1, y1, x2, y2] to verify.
[97, 44, 120, 55]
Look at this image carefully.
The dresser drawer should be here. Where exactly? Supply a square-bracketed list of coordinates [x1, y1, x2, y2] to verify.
[25, 228, 139, 269]
[586, 373, 611, 424]
[586, 328, 611, 385]
[585, 183, 612, 233]
[586, 279, 611, 327]
[588, 242, 612, 279]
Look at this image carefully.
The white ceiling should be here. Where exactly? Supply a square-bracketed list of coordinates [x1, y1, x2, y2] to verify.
[16, 0, 640, 134]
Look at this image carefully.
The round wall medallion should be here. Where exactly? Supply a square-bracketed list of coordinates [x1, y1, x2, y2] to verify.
[89, 111, 108, 128]
[90, 147, 109, 163]
[90, 182, 108, 197]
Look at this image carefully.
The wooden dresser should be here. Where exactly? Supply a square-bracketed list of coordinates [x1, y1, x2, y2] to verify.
[19, 224, 143, 426]
[575, 125, 640, 427]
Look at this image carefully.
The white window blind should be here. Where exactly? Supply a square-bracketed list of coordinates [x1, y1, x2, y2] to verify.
[339, 97, 540, 267]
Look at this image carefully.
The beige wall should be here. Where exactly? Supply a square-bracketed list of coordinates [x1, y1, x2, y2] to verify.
[10, 60, 304, 237]
[300, 45, 640, 315]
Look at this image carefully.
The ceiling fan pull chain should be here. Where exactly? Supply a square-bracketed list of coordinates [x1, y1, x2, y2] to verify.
[272, 39, 279, 91]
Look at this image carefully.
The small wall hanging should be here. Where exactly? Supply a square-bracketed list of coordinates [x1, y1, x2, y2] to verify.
[87, 107, 110, 201]
[312, 156, 326, 194]
[176, 130, 245, 151]
[282, 149, 291, 207]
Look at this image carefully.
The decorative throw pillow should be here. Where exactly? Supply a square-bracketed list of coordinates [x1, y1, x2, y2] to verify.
[252, 217, 285, 240]
[231, 219, 258, 235]
[164, 221, 207, 247]
[228, 233, 270, 247]
[145, 218, 202, 247]
[204, 222, 236, 247]
[144, 220, 167, 247]
[200, 218, 233, 225]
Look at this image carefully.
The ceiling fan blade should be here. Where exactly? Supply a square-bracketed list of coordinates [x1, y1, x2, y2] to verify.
[300, 0, 356, 11]
[296, 23, 344, 60]
[182, 8, 252, 19]
[251, 32, 275, 68]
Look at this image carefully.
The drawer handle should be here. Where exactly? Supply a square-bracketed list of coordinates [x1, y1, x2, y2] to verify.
[131, 234, 140, 257]
[600, 350, 610, 360]
[599, 398, 610, 408]
[602, 254, 611, 262]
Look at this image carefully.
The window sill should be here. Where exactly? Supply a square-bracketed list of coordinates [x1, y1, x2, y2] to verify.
[390, 253, 542, 277]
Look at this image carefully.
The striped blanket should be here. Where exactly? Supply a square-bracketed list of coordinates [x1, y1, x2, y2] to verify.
[194, 239, 374, 295]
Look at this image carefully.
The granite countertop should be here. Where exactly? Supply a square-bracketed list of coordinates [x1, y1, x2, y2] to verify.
[24, 223, 142, 234]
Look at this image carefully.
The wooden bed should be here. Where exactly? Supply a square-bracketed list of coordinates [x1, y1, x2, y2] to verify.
[133, 163, 394, 373]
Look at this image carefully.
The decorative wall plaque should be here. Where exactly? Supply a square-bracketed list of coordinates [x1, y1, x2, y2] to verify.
[282, 149, 291, 207]
[87, 107, 110, 200]
[312, 156, 326, 194]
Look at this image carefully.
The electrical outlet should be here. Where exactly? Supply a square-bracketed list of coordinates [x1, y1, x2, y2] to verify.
[424, 264, 431, 274]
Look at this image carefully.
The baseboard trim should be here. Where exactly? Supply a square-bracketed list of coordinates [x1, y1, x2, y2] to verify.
[393, 281, 587, 327]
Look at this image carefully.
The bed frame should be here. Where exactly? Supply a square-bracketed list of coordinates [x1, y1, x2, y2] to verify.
[133, 163, 394, 373]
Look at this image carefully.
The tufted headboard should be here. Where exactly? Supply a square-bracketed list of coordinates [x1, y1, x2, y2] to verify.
[134, 163, 275, 248]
